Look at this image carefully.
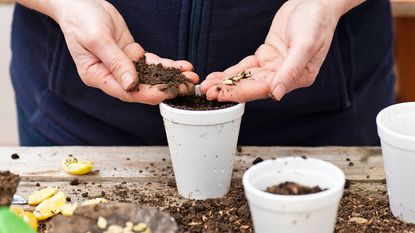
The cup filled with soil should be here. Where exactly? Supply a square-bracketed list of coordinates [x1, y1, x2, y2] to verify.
[377, 102, 415, 223]
[242, 157, 345, 233]
[160, 96, 244, 200]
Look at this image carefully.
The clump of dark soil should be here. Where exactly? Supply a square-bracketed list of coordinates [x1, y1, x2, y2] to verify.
[11, 153, 19, 160]
[165, 95, 236, 111]
[266, 181, 326, 195]
[252, 157, 264, 165]
[69, 178, 79, 186]
[0, 171, 20, 206]
[134, 55, 191, 90]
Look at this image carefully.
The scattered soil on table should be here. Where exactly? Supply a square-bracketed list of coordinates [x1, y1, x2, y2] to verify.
[336, 184, 415, 232]
[237, 145, 242, 153]
[40, 180, 415, 233]
[70, 178, 79, 186]
[10, 153, 19, 160]
[134, 55, 191, 92]
[0, 171, 20, 206]
[167, 184, 252, 233]
[266, 181, 326, 195]
[164, 95, 236, 111]
[252, 157, 263, 165]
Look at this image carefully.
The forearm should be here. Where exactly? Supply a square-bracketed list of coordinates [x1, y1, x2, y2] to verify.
[15, 0, 60, 21]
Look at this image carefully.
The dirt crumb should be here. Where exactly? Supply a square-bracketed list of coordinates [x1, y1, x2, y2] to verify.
[252, 157, 264, 165]
[70, 178, 79, 186]
[266, 181, 326, 195]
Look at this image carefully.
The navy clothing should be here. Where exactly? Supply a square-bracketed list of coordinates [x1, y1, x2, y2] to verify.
[17, 105, 55, 146]
[11, 0, 395, 146]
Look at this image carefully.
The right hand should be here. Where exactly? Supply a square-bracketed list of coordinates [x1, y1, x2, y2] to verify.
[50, 0, 198, 105]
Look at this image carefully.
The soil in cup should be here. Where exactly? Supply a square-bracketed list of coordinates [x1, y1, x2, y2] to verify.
[265, 181, 326, 195]
[0, 171, 20, 206]
[164, 96, 236, 111]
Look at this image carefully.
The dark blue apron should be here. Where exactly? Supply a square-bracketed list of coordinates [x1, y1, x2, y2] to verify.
[10, 0, 395, 146]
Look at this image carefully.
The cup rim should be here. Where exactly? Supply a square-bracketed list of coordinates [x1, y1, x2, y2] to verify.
[159, 102, 245, 115]
[243, 158, 345, 204]
[376, 102, 415, 148]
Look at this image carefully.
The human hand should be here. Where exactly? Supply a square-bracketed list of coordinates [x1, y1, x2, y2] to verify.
[51, 0, 198, 105]
[201, 0, 360, 103]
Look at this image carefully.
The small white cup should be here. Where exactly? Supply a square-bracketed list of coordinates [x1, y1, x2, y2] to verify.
[377, 102, 415, 223]
[243, 157, 345, 233]
[160, 102, 245, 200]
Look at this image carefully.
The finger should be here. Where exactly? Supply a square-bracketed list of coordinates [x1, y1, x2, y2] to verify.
[200, 56, 259, 93]
[86, 36, 139, 91]
[205, 69, 269, 102]
[97, 75, 178, 105]
[177, 83, 196, 96]
[270, 41, 314, 100]
[200, 72, 224, 93]
[201, 67, 263, 94]
[123, 42, 145, 62]
[182, 71, 199, 84]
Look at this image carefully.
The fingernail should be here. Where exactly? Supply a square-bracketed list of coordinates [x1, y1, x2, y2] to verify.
[272, 84, 286, 101]
[121, 72, 136, 91]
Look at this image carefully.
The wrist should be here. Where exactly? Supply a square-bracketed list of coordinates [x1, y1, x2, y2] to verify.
[16, 0, 64, 22]
[339, 0, 366, 15]
[318, 0, 364, 18]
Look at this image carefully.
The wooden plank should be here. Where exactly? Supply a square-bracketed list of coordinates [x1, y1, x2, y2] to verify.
[0, 0, 13, 4]
[392, 0, 415, 17]
[395, 17, 415, 102]
[0, 146, 384, 182]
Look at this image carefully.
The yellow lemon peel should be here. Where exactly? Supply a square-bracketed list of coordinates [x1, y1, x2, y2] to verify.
[34, 191, 66, 221]
[28, 187, 58, 205]
[62, 157, 93, 175]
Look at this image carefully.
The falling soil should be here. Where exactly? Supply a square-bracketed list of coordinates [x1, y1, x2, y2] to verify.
[11, 153, 19, 160]
[0, 171, 20, 206]
[134, 56, 191, 91]
[266, 181, 326, 195]
[164, 95, 236, 111]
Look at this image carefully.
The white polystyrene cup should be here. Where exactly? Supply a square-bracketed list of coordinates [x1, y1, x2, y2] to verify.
[160, 103, 245, 200]
[377, 102, 415, 223]
[243, 157, 345, 233]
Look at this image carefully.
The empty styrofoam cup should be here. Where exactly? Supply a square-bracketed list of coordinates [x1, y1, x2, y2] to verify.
[377, 102, 415, 223]
[243, 157, 345, 233]
[160, 103, 245, 200]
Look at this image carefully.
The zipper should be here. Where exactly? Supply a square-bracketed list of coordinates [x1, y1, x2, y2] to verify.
[188, 0, 203, 68]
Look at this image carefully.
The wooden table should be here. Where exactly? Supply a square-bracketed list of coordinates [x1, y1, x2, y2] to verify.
[0, 146, 385, 188]
[0, 147, 384, 208]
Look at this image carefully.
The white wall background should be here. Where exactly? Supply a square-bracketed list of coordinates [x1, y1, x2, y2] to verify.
[0, 4, 18, 146]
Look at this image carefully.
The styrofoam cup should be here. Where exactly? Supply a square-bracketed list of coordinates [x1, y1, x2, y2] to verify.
[160, 103, 245, 200]
[243, 157, 345, 233]
[377, 102, 415, 223]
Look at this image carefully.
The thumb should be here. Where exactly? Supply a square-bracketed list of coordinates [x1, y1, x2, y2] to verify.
[269, 42, 314, 100]
[87, 37, 140, 91]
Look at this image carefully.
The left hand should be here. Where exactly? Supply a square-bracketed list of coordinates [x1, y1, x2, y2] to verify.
[200, 0, 348, 102]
